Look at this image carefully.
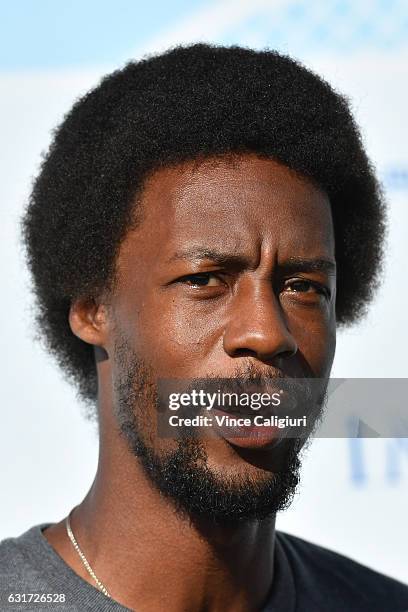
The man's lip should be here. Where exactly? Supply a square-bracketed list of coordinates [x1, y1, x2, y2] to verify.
[211, 408, 284, 449]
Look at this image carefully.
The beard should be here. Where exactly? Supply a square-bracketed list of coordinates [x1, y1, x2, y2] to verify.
[112, 335, 324, 527]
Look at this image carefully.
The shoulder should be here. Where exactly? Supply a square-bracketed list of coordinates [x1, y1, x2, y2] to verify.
[0, 524, 51, 581]
[276, 531, 408, 611]
[0, 531, 29, 575]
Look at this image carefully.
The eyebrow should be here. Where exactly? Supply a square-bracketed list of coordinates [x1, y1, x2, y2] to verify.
[167, 248, 249, 268]
[167, 248, 336, 274]
[280, 257, 336, 275]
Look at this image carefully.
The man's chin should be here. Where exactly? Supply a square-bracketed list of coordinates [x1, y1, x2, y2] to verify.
[113, 342, 304, 526]
[122, 426, 302, 526]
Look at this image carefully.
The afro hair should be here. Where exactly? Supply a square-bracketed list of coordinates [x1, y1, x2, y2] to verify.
[22, 43, 385, 404]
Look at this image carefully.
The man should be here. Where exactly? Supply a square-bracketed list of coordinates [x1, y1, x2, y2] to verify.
[1, 43, 407, 611]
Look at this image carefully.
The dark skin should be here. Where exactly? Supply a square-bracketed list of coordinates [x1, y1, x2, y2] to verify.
[44, 154, 336, 611]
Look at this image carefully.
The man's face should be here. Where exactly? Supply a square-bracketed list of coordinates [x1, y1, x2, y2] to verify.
[104, 154, 336, 524]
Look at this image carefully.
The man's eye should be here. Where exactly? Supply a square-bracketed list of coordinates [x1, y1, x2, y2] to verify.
[180, 273, 223, 288]
[284, 279, 328, 296]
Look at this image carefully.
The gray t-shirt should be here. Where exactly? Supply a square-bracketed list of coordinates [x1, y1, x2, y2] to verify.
[0, 523, 407, 611]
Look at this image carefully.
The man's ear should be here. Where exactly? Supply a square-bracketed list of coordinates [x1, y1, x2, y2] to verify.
[69, 297, 109, 349]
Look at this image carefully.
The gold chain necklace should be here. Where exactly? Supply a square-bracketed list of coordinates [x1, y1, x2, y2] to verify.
[65, 510, 111, 599]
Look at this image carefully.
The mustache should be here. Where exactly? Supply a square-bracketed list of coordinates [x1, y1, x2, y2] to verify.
[157, 363, 327, 419]
[180, 361, 314, 401]
[200, 361, 287, 382]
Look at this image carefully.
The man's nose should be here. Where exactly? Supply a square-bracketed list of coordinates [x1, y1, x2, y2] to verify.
[222, 280, 298, 361]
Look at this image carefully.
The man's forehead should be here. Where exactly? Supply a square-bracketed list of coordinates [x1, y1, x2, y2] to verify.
[133, 155, 333, 257]
[141, 154, 328, 204]
[138, 155, 330, 228]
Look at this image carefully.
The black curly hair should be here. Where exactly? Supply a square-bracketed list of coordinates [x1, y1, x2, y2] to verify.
[22, 43, 385, 405]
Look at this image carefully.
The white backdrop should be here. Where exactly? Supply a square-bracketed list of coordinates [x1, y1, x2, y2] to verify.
[1, 0, 407, 583]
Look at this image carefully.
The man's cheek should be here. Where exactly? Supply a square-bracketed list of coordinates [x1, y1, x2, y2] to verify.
[294, 322, 336, 377]
[143, 321, 222, 376]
